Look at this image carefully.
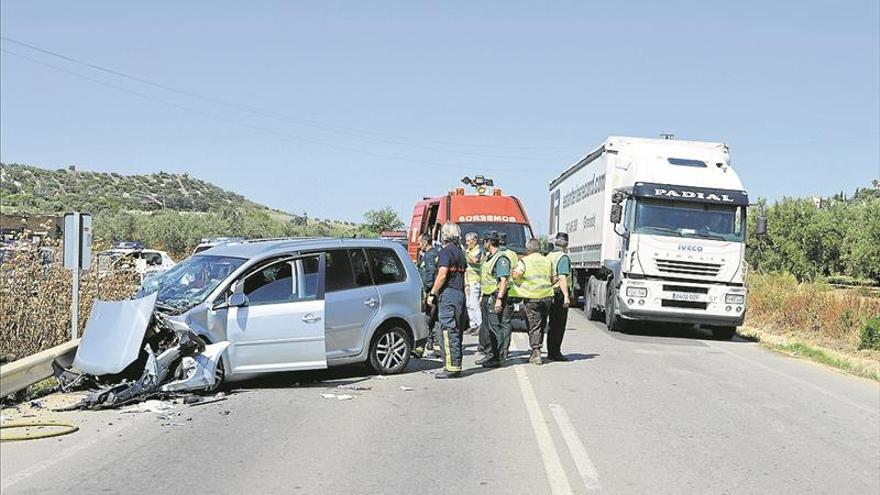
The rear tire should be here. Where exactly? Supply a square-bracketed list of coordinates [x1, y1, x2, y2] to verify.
[710, 326, 737, 340]
[369, 325, 412, 374]
[584, 277, 601, 321]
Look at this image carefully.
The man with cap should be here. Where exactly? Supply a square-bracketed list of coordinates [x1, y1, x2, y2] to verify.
[415, 233, 440, 358]
[511, 238, 554, 365]
[546, 232, 572, 361]
[477, 230, 514, 367]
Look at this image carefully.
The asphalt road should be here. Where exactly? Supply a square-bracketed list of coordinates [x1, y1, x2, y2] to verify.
[3, 310, 879, 494]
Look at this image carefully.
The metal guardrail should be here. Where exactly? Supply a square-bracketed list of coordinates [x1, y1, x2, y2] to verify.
[0, 339, 80, 398]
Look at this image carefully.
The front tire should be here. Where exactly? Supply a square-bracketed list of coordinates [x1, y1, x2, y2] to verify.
[604, 284, 627, 332]
[710, 326, 737, 340]
[369, 325, 412, 374]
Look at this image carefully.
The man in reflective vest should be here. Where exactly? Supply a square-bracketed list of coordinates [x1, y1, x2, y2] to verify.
[547, 232, 571, 361]
[464, 231, 483, 336]
[477, 230, 515, 367]
[546, 232, 572, 361]
[512, 238, 554, 365]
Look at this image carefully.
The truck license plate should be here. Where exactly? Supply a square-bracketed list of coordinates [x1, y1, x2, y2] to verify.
[670, 292, 707, 302]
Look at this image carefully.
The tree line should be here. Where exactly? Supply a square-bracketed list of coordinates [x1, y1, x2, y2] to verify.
[747, 182, 880, 284]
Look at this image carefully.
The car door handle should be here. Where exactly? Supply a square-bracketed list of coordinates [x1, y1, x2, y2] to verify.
[364, 297, 378, 308]
[302, 313, 322, 324]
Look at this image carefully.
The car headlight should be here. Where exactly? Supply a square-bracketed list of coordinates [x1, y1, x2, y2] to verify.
[725, 294, 745, 305]
[626, 287, 648, 298]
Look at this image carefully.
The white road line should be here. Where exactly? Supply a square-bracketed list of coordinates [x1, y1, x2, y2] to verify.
[704, 340, 879, 416]
[511, 334, 574, 495]
[549, 404, 602, 493]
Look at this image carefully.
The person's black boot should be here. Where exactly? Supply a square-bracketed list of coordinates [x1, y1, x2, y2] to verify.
[434, 370, 461, 379]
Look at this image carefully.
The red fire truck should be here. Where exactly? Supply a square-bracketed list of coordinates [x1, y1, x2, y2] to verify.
[407, 175, 535, 260]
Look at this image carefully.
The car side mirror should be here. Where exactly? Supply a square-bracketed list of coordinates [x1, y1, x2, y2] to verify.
[609, 204, 623, 224]
[755, 216, 768, 236]
[228, 292, 248, 308]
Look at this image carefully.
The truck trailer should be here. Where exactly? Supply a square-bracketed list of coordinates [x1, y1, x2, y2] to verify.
[549, 136, 760, 340]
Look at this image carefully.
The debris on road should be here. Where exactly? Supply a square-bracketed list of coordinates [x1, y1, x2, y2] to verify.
[120, 400, 175, 415]
[337, 384, 372, 391]
[399, 386, 415, 392]
[335, 394, 354, 401]
[51, 295, 231, 410]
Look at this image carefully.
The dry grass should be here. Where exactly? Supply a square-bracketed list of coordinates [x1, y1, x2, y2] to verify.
[745, 272, 880, 379]
[0, 246, 140, 360]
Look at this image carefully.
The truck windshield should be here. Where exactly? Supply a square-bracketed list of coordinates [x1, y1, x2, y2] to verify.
[457, 223, 533, 254]
[138, 255, 246, 312]
[634, 199, 745, 242]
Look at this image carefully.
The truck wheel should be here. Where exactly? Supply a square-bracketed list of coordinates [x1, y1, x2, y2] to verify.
[584, 277, 601, 321]
[710, 326, 737, 340]
[604, 286, 627, 332]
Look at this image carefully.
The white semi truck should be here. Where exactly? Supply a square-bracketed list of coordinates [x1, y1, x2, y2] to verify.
[548, 136, 765, 340]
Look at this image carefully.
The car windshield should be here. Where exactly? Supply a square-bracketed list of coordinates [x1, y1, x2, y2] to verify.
[634, 198, 745, 242]
[139, 255, 246, 312]
[457, 222, 533, 254]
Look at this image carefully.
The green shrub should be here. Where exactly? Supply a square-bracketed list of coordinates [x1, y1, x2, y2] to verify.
[859, 317, 880, 350]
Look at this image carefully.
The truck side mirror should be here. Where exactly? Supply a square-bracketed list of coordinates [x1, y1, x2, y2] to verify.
[610, 204, 623, 224]
[755, 216, 768, 236]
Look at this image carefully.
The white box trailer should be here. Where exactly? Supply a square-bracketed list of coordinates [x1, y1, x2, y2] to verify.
[549, 136, 759, 339]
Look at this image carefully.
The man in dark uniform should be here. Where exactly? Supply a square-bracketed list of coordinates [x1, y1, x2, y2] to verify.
[546, 232, 572, 361]
[415, 234, 440, 358]
[426, 222, 467, 379]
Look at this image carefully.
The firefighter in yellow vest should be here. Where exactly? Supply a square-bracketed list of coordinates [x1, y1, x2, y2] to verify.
[476, 230, 514, 367]
[546, 232, 572, 361]
[511, 238, 554, 365]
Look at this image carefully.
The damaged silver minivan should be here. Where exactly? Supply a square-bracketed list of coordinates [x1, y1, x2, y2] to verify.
[137, 238, 429, 382]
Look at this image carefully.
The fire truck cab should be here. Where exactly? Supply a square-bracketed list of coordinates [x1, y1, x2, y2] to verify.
[407, 176, 534, 260]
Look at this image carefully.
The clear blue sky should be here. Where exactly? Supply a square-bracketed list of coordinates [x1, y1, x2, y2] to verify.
[2, 1, 878, 233]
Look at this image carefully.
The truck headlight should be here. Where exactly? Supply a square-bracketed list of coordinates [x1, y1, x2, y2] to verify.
[626, 287, 648, 298]
[725, 294, 745, 305]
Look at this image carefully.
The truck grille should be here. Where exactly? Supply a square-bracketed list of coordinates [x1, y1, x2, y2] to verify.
[655, 259, 721, 277]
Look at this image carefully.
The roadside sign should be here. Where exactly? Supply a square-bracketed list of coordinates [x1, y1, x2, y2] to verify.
[63, 212, 92, 340]
[63, 212, 93, 270]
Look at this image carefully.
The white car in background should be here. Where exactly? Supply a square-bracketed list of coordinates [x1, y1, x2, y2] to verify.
[97, 242, 176, 279]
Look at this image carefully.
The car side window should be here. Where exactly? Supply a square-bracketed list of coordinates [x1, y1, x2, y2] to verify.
[366, 248, 406, 285]
[294, 255, 321, 301]
[243, 260, 293, 305]
[143, 252, 163, 266]
[325, 249, 356, 292]
[349, 249, 373, 287]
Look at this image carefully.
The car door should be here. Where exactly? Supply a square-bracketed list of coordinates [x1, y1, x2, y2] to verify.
[225, 253, 327, 373]
[322, 248, 380, 359]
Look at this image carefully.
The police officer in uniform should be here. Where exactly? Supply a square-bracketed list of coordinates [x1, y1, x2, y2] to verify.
[476, 231, 514, 367]
[415, 234, 440, 358]
[512, 238, 554, 365]
[546, 232, 572, 361]
[426, 222, 467, 378]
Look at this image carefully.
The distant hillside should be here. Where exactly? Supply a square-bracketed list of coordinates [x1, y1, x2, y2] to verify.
[0, 162, 294, 218]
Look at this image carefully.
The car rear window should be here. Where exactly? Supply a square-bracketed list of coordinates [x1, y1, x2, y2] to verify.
[366, 248, 406, 285]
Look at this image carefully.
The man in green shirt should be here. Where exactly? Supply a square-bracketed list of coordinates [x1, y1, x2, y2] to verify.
[546, 232, 572, 361]
[477, 230, 514, 367]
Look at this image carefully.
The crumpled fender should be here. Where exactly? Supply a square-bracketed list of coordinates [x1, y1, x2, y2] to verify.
[160, 342, 230, 393]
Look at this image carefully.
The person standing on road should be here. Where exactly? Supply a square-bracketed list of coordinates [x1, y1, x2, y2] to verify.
[512, 238, 554, 365]
[476, 230, 514, 368]
[464, 232, 483, 337]
[414, 234, 441, 358]
[426, 222, 467, 379]
[546, 232, 572, 361]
